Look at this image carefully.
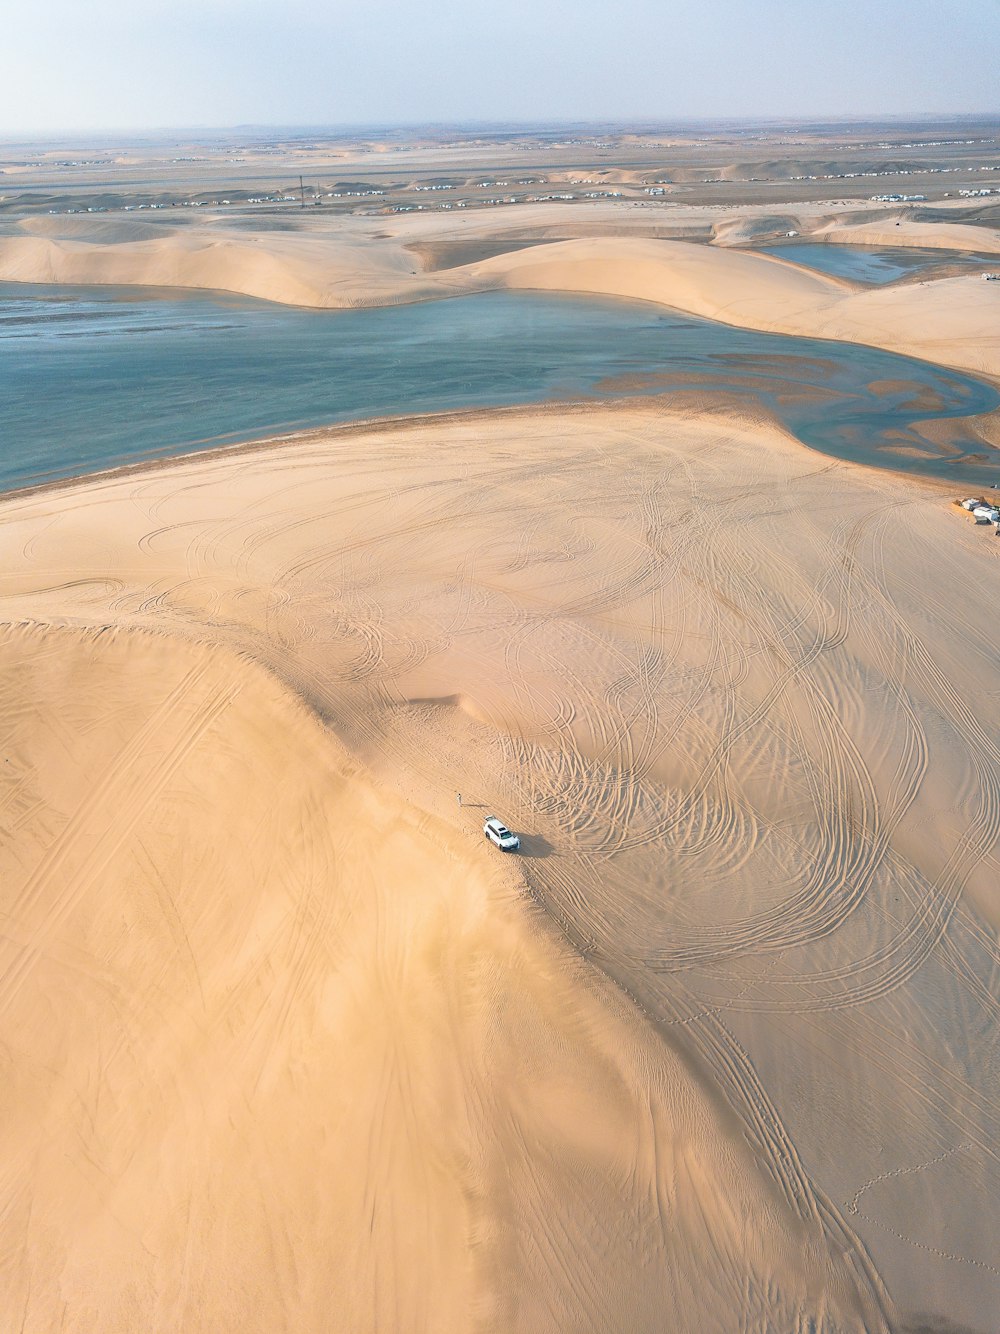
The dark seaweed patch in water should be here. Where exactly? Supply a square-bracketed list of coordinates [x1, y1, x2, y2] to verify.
[1, 283, 997, 492]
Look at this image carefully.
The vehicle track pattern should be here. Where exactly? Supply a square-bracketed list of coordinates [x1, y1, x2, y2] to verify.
[1, 403, 997, 1328]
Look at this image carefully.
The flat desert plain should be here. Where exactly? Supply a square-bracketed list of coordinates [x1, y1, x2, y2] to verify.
[1, 123, 999, 1333]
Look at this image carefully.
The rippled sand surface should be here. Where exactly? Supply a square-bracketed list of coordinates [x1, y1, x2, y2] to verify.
[1, 402, 997, 1331]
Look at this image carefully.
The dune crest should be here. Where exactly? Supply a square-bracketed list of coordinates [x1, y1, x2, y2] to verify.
[814, 216, 1000, 253]
[2, 222, 999, 374]
[2, 401, 998, 1329]
[0, 620, 889, 1332]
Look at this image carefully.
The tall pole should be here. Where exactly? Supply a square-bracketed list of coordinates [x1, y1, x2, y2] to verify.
[299, 174, 305, 208]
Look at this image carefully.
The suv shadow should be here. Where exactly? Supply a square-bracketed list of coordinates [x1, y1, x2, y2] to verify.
[514, 833, 555, 859]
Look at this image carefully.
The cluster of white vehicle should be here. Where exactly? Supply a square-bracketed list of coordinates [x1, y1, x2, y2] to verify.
[960, 496, 1000, 528]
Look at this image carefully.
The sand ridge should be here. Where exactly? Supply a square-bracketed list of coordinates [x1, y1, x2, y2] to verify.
[2, 209, 1000, 375]
[0, 616, 893, 1333]
[1, 402, 998, 1330]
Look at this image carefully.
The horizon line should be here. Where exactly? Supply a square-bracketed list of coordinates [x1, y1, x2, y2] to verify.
[3, 111, 1000, 144]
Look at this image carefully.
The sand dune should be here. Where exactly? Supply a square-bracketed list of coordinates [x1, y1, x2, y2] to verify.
[2, 620, 887, 1332]
[1, 402, 998, 1330]
[814, 215, 1000, 255]
[476, 238, 1000, 376]
[710, 213, 806, 246]
[471, 233, 851, 312]
[2, 218, 998, 375]
[0, 227, 434, 308]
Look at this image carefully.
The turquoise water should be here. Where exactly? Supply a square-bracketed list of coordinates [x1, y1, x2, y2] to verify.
[1, 283, 997, 492]
[763, 243, 997, 285]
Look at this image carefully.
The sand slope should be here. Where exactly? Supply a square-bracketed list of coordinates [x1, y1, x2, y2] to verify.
[1, 403, 998, 1330]
[0, 227, 435, 309]
[0, 621, 886, 1333]
[475, 238, 1000, 376]
[814, 216, 1000, 254]
[2, 219, 999, 374]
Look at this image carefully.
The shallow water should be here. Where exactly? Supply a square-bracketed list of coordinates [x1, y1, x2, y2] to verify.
[762, 243, 997, 285]
[1, 282, 997, 492]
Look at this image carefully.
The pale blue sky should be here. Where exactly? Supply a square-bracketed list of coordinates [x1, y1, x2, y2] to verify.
[4, 0, 999, 134]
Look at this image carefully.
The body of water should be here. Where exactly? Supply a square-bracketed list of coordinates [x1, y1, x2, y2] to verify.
[761, 243, 997, 285]
[1, 282, 997, 492]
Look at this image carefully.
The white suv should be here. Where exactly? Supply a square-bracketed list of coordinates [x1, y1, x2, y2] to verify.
[484, 817, 520, 851]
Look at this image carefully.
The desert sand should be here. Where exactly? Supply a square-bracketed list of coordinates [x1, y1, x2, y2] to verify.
[2, 212, 999, 377]
[3, 122, 1000, 1331]
[1, 400, 998, 1331]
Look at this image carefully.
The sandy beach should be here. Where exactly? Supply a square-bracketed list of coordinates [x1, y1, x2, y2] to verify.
[1, 396, 998, 1331]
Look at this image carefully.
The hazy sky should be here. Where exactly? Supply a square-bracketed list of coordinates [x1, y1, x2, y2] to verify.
[5, 0, 999, 134]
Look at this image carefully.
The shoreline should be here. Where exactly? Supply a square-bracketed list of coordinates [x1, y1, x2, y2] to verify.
[2, 396, 998, 1334]
[3, 279, 999, 504]
[3, 127, 999, 1334]
[0, 396, 616, 505]
[2, 389, 994, 510]
[3, 227, 999, 377]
